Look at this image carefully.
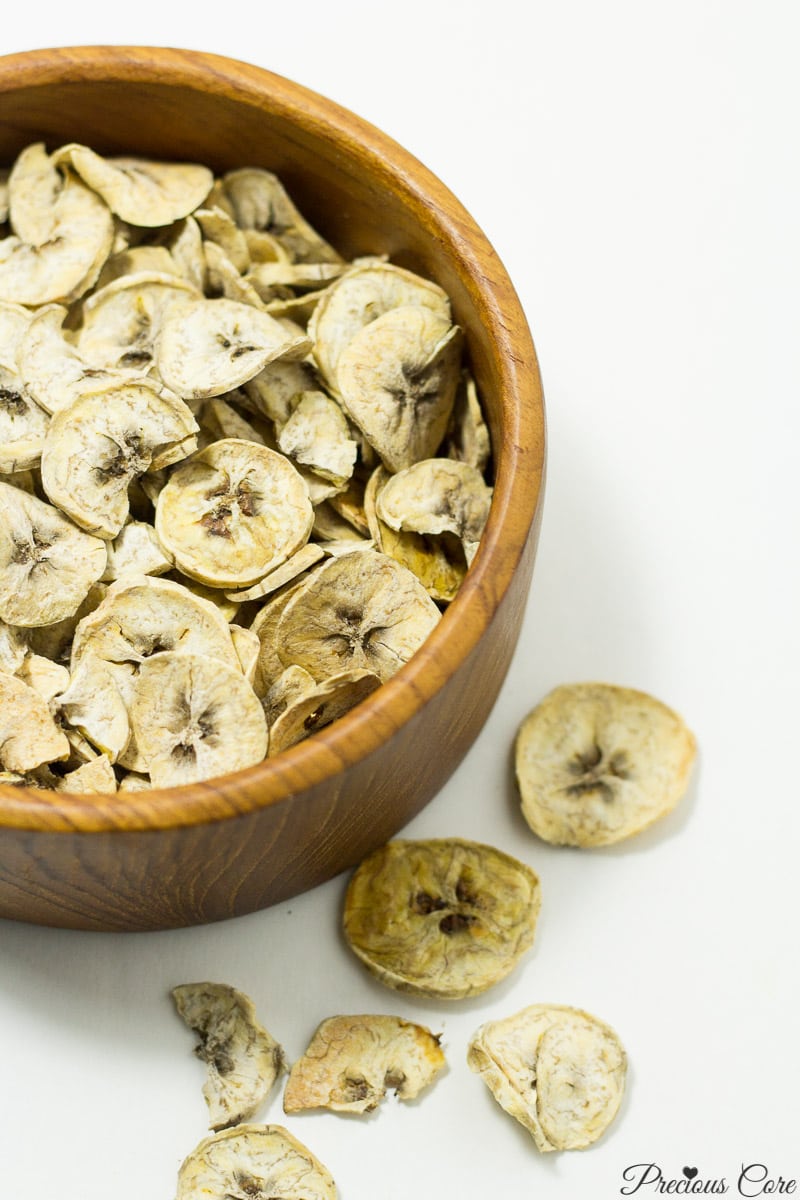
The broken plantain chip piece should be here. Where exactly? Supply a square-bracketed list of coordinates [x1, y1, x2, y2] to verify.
[175, 1123, 337, 1200]
[467, 1004, 627, 1152]
[515, 682, 697, 847]
[343, 838, 541, 999]
[172, 982, 285, 1131]
[283, 1013, 445, 1115]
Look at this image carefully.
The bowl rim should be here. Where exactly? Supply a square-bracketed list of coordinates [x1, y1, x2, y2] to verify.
[0, 44, 545, 834]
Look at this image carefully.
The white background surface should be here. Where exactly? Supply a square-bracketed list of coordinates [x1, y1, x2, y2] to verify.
[1, 3, 798, 1198]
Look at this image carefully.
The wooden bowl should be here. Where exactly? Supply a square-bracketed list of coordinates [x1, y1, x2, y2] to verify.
[0, 46, 545, 931]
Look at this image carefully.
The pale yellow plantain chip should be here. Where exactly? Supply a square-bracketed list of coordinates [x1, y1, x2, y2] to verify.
[343, 838, 541, 999]
[308, 260, 451, 392]
[56, 145, 213, 226]
[277, 550, 441, 684]
[365, 464, 465, 603]
[242, 358, 319, 430]
[70, 576, 241, 675]
[172, 982, 286, 1131]
[56, 753, 117, 794]
[337, 307, 463, 472]
[203, 240, 268, 310]
[0, 168, 113, 305]
[7, 143, 66, 245]
[199, 395, 266, 446]
[94, 243, 181, 289]
[250, 575, 315, 696]
[155, 439, 314, 588]
[17, 653, 70, 711]
[261, 664, 316, 724]
[56, 650, 131, 763]
[40, 381, 198, 539]
[515, 682, 697, 847]
[25, 581, 107, 662]
[229, 624, 260, 685]
[467, 1005, 627, 1152]
[208, 166, 342, 264]
[0, 364, 49, 472]
[0, 671, 69, 772]
[128, 651, 268, 787]
[375, 457, 492, 565]
[194, 206, 251, 273]
[175, 1124, 337, 1200]
[283, 1014, 445, 1115]
[247, 260, 343, 291]
[77, 271, 199, 371]
[155, 297, 310, 400]
[445, 368, 491, 472]
[267, 668, 381, 756]
[0, 617, 28, 674]
[0, 481, 107, 627]
[276, 390, 357, 485]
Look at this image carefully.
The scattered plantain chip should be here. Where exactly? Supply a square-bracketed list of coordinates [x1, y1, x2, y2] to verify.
[343, 838, 541, 999]
[283, 1014, 445, 1115]
[515, 682, 697, 846]
[467, 1004, 627, 1152]
[175, 1123, 337, 1200]
[172, 982, 285, 1131]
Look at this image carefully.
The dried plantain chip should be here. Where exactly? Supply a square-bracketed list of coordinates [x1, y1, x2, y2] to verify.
[55, 145, 213, 226]
[343, 838, 541, 999]
[175, 1124, 337, 1200]
[467, 1005, 627, 1152]
[283, 1014, 445, 1114]
[0, 671, 69, 772]
[336, 307, 462, 472]
[155, 439, 314, 588]
[515, 682, 697, 847]
[375, 458, 492, 565]
[172, 982, 285, 1131]
[128, 651, 268, 787]
[277, 550, 440, 684]
[0, 364, 49, 472]
[56, 753, 117, 794]
[267, 668, 381, 756]
[0, 481, 107, 627]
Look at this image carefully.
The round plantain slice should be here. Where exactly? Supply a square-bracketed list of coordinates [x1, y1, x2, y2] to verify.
[343, 838, 541, 999]
[466, 1005, 627, 1152]
[40, 381, 198, 539]
[336, 307, 463, 473]
[515, 682, 697, 847]
[175, 1124, 337, 1200]
[54, 144, 213, 226]
[283, 1014, 445, 1115]
[0, 481, 107, 627]
[276, 550, 441, 684]
[155, 297, 310, 400]
[155, 439, 314, 588]
[0, 671, 70, 772]
[128, 651, 268, 787]
[172, 982, 286, 1132]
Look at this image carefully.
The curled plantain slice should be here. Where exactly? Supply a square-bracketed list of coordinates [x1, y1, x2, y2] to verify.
[175, 1124, 337, 1200]
[267, 668, 381, 756]
[308, 260, 451, 392]
[283, 1014, 445, 1115]
[128, 651, 268, 786]
[336, 307, 462, 473]
[0, 481, 107, 627]
[343, 838, 541, 999]
[172, 982, 285, 1131]
[208, 166, 342, 264]
[155, 439, 314, 588]
[276, 550, 440, 684]
[467, 1005, 627, 1152]
[0, 153, 114, 306]
[515, 682, 697, 847]
[56, 650, 131, 763]
[276, 391, 357, 486]
[155, 297, 310, 400]
[40, 381, 198, 539]
[375, 458, 492, 565]
[54, 144, 213, 226]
